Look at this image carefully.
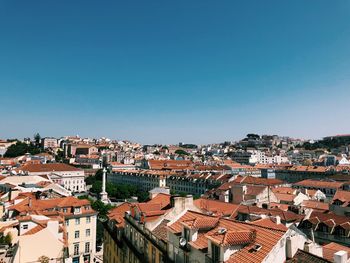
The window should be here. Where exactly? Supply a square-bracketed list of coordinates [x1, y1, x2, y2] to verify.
[75, 218, 80, 225]
[23, 224, 28, 230]
[75, 207, 81, 213]
[65, 220, 69, 226]
[74, 243, 79, 255]
[212, 243, 220, 262]
[85, 242, 90, 253]
[75, 231, 80, 239]
[63, 208, 68, 213]
[86, 216, 91, 223]
[151, 246, 156, 263]
[86, 229, 90, 237]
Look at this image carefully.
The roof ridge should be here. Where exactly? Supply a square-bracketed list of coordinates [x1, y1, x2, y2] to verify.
[220, 218, 287, 233]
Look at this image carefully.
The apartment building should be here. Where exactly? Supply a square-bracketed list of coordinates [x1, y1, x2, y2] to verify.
[108, 170, 168, 192]
[103, 193, 201, 263]
[109, 169, 228, 196]
[248, 150, 289, 165]
[268, 166, 329, 183]
[298, 211, 350, 247]
[41, 137, 58, 149]
[214, 176, 285, 204]
[65, 144, 99, 157]
[15, 163, 86, 193]
[0, 215, 65, 263]
[7, 193, 97, 263]
[330, 190, 350, 216]
[167, 210, 314, 263]
[293, 179, 345, 197]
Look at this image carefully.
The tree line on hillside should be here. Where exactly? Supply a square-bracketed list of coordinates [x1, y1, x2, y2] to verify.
[298, 136, 350, 151]
[3, 133, 42, 158]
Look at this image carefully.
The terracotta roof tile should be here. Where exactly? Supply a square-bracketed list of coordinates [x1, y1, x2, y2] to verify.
[147, 193, 171, 209]
[332, 190, 350, 207]
[294, 179, 344, 189]
[301, 200, 329, 211]
[152, 219, 170, 242]
[193, 198, 240, 216]
[323, 242, 350, 262]
[286, 249, 331, 263]
[17, 163, 81, 173]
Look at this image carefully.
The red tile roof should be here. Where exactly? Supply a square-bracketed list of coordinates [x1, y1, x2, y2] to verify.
[148, 160, 194, 170]
[207, 229, 256, 246]
[232, 176, 284, 186]
[17, 163, 81, 173]
[8, 194, 94, 217]
[168, 210, 287, 263]
[303, 211, 350, 229]
[274, 193, 296, 202]
[332, 190, 350, 207]
[193, 198, 240, 216]
[294, 179, 344, 189]
[301, 200, 329, 211]
[250, 218, 288, 231]
[323, 242, 350, 262]
[168, 210, 218, 234]
[147, 193, 171, 209]
[272, 187, 296, 195]
[233, 205, 304, 223]
[152, 219, 170, 242]
[108, 202, 133, 228]
[182, 217, 219, 230]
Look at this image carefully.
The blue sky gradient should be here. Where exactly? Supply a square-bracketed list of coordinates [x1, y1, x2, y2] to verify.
[1, 1, 350, 144]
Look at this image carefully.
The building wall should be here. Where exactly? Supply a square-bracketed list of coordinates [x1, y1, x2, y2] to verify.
[65, 214, 97, 263]
[103, 228, 123, 263]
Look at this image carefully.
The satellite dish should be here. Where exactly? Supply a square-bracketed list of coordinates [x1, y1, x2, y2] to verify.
[218, 227, 227, 234]
[179, 237, 187, 247]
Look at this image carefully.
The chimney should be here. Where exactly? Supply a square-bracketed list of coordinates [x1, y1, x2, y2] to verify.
[185, 195, 193, 208]
[171, 195, 194, 214]
[334, 251, 347, 263]
[304, 241, 323, 258]
[274, 215, 281, 225]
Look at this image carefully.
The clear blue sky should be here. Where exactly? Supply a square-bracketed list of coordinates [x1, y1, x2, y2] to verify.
[1, 1, 350, 144]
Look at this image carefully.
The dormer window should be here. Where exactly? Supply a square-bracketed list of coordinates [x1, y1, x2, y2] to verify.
[75, 207, 81, 214]
[333, 199, 344, 206]
[63, 208, 68, 213]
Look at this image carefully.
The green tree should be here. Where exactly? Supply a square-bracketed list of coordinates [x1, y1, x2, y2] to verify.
[55, 149, 65, 162]
[247, 134, 260, 139]
[95, 169, 103, 181]
[85, 176, 96, 186]
[34, 133, 41, 146]
[175, 149, 189, 155]
[4, 141, 41, 157]
[90, 181, 102, 194]
[0, 233, 12, 245]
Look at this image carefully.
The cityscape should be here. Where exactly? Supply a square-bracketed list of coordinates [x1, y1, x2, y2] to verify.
[2, 1, 350, 263]
[1, 134, 350, 263]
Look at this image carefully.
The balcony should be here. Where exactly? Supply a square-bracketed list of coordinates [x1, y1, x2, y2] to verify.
[0, 243, 19, 263]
